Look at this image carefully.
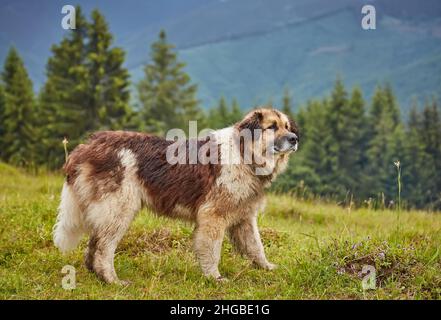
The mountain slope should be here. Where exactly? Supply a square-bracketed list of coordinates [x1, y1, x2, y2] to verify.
[174, 9, 441, 112]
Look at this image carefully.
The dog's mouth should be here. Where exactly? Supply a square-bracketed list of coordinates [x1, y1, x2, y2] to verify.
[272, 143, 298, 154]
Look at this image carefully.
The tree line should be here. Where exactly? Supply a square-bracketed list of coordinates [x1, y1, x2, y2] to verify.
[0, 7, 439, 209]
[274, 80, 441, 210]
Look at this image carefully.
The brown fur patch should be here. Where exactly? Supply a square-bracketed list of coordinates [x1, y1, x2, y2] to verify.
[135, 136, 221, 217]
[65, 139, 125, 201]
[65, 131, 221, 217]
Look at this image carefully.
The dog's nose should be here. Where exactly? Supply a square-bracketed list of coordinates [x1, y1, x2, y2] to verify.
[286, 133, 298, 145]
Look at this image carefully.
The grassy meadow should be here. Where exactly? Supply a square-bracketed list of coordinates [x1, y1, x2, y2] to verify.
[0, 162, 440, 300]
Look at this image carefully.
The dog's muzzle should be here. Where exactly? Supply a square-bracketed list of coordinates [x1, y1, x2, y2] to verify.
[274, 133, 299, 153]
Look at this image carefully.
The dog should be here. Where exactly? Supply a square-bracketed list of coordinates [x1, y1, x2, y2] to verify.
[53, 107, 299, 284]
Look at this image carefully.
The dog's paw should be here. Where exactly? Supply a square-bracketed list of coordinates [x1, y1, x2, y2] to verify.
[216, 276, 229, 283]
[115, 279, 132, 286]
[263, 262, 278, 271]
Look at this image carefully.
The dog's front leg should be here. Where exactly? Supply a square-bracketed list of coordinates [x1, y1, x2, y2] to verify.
[193, 214, 227, 281]
[228, 214, 276, 270]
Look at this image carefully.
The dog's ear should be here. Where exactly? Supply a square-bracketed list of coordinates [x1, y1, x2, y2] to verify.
[237, 111, 263, 162]
[238, 110, 263, 132]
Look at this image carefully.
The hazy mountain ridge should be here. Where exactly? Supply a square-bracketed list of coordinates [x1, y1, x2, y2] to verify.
[176, 7, 441, 111]
[1, 0, 440, 112]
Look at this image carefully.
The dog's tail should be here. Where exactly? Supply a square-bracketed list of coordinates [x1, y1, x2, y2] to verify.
[53, 182, 84, 253]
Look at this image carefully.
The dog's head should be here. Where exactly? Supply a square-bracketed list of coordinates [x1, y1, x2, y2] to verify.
[235, 107, 299, 166]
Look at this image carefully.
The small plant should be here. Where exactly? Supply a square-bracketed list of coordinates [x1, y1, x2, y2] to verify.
[62, 137, 69, 163]
[394, 160, 401, 211]
[394, 160, 402, 231]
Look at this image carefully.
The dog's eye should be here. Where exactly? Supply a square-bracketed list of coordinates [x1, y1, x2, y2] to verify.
[268, 123, 278, 131]
[285, 123, 289, 130]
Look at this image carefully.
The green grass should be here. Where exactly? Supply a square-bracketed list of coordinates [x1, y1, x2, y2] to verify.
[0, 163, 440, 299]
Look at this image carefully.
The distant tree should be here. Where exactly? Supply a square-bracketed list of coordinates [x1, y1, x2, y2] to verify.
[230, 98, 243, 123]
[419, 99, 441, 208]
[297, 99, 329, 193]
[207, 96, 243, 129]
[281, 88, 294, 119]
[39, 6, 89, 167]
[255, 79, 440, 209]
[217, 96, 230, 126]
[0, 84, 5, 155]
[383, 83, 400, 126]
[321, 79, 348, 195]
[138, 30, 201, 135]
[317, 79, 368, 197]
[1, 47, 37, 165]
[365, 85, 404, 202]
[402, 102, 426, 207]
[343, 86, 368, 194]
[86, 9, 132, 131]
[210, 96, 229, 128]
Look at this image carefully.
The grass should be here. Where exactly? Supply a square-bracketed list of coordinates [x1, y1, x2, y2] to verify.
[0, 162, 440, 299]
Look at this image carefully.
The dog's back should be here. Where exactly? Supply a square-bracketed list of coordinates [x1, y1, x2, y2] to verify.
[53, 131, 220, 254]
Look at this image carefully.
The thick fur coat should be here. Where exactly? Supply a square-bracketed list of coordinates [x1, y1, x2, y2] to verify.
[53, 108, 299, 284]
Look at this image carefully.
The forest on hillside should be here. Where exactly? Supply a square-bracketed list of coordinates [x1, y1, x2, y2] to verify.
[0, 7, 440, 210]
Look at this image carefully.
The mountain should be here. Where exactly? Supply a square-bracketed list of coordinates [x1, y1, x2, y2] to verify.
[1, 0, 441, 114]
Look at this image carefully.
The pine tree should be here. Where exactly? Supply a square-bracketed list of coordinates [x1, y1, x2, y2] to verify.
[39, 6, 89, 167]
[0, 84, 5, 157]
[1, 47, 37, 165]
[365, 85, 404, 203]
[323, 78, 348, 195]
[321, 78, 369, 197]
[383, 83, 400, 126]
[343, 87, 368, 194]
[402, 102, 426, 207]
[39, 7, 132, 168]
[207, 97, 243, 129]
[207, 96, 228, 129]
[419, 99, 441, 208]
[230, 98, 243, 123]
[281, 88, 294, 119]
[86, 9, 132, 131]
[138, 30, 201, 135]
[289, 80, 368, 199]
[298, 99, 329, 193]
[217, 96, 229, 126]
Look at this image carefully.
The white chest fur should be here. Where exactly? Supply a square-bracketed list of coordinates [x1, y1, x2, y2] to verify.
[213, 127, 260, 203]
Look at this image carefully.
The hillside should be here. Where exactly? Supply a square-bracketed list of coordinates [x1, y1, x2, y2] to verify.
[0, 163, 440, 299]
[1, 0, 441, 113]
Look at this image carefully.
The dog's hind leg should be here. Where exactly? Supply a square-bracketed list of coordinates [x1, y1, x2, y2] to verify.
[86, 207, 136, 285]
[227, 214, 276, 270]
[90, 231, 124, 285]
[193, 212, 227, 280]
[84, 190, 140, 285]
[84, 236, 97, 272]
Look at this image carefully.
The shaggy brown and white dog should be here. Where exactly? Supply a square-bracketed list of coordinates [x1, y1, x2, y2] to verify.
[53, 107, 299, 284]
